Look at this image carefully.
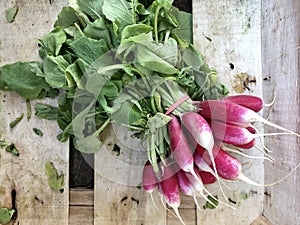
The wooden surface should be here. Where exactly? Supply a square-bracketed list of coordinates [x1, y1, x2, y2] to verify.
[0, 1, 69, 225]
[2, 0, 300, 225]
[262, 0, 300, 225]
[193, 1, 264, 224]
[69, 188, 94, 225]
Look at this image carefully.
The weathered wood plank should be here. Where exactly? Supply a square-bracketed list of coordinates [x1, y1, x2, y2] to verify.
[251, 215, 272, 225]
[193, 0, 264, 224]
[94, 125, 166, 225]
[70, 189, 94, 206]
[167, 208, 196, 225]
[0, 1, 69, 225]
[69, 206, 94, 225]
[262, 0, 300, 224]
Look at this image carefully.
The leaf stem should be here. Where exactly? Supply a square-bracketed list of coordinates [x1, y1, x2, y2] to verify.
[154, 5, 162, 43]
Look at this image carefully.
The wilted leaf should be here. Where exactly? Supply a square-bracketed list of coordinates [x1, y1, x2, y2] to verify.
[45, 162, 64, 191]
[0, 208, 15, 224]
[9, 113, 24, 128]
[5, 6, 18, 23]
[5, 144, 19, 156]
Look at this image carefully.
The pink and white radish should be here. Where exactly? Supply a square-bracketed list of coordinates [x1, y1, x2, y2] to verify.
[176, 169, 202, 210]
[209, 120, 290, 147]
[142, 160, 158, 193]
[220, 95, 263, 112]
[168, 115, 204, 185]
[220, 94, 276, 112]
[158, 164, 186, 225]
[181, 112, 229, 200]
[198, 100, 300, 137]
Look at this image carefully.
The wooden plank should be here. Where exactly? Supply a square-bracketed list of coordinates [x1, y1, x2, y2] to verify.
[167, 208, 196, 225]
[70, 189, 94, 206]
[261, 0, 300, 224]
[193, 0, 264, 224]
[69, 206, 94, 225]
[0, 1, 69, 225]
[251, 215, 272, 225]
[94, 124, 166, 225]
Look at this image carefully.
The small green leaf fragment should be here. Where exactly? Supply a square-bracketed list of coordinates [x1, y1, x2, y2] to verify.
[5, 144, 19, 156]
[5, 6, 18, 23]
[240, 191, 248, 200]
[33, 128, 43, 137]
[0, 139, 7, 148]
[203, 195, 218, 209]
[45, 162, 64, 191]
[0, 208, 15, 224]
[9, 113, 24, 128]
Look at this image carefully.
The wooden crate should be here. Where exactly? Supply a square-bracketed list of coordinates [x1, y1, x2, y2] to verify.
[0, 0, 299, 224]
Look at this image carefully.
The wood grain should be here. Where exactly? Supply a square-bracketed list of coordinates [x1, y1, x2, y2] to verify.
[69, 206, 94, 225]
[0, 1, 69, 225]
[193, 0, 264, 224]
[251, 215, 272, 225]
[94, 125, 166, 225]
[262, 0, 300, 224]
[70, 189, 94, 206]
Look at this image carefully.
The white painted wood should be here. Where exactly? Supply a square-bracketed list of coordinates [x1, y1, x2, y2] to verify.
[193, 1, 264, 224]
[94, 124, 166, 225]
[0, 1, 69, 225]
[262, 1, 300, 224]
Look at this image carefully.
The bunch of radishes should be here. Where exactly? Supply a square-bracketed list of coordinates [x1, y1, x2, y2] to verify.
[142, 95, 300, 224]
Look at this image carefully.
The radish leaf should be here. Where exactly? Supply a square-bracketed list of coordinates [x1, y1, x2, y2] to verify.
[5, 6, 18, 23]
[0, 208, 15, 224]
[45, 162, 64, 191]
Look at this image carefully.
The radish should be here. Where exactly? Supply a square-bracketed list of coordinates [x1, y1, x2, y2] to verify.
[220, 95, 263, 112]
[198, 100, 300, 137]
[220, 94, 276, 112]
[158, 164, 186, 225]
[142, 160, 159, 209]
[142, 160, 158, 193]
[233, 139, 256, 149]
[195, 144, 265, 185]
[168, 115, 204, 185]
[180, 112, 227, 197]
[176, 169, 202, 210]
[197, 170, 217, 185]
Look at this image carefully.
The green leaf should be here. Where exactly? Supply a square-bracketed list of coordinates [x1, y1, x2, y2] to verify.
[171, 7, 193, 43]
[0, 208, 15, 224]
[5, 6, 18, 23]
[34, 103, 59, 120]
[121, 24, 153, 42]
[203, 195, 218, 209]
[69, 36, 109, 64]
[45, 162, 64, 191]
[157, 0, 174, 10]
[0, 139, 7, 148]
[38, 27, 67, 56]
[33, 128, 43, 136]
[54, 6, 80, 28]
[148, 113, 171, 133]
[43, 55, 70, 88]
[76, 0, 104, 20]
[136, 44, 178, 74]
[65, 61, 84, 89]
[182, 45, 205, 71]
[83, 17, 111, 45]
[103, 0, 134, 33]
[9, 113, 24, 128]
[5, 144, 19, 156]
[0, 62, 50, 100]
